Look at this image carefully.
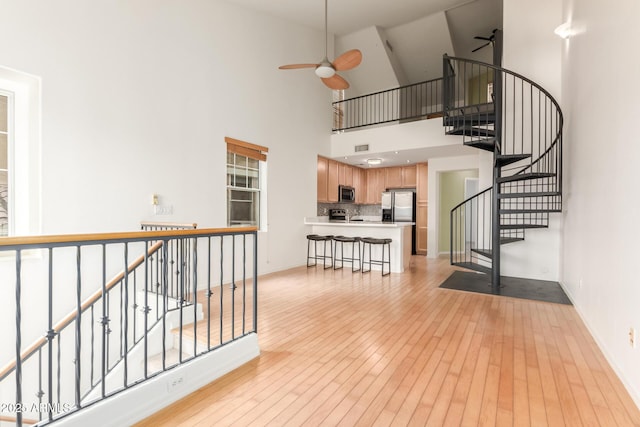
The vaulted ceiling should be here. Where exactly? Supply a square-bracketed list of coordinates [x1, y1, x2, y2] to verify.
[224, 0, 502, 88]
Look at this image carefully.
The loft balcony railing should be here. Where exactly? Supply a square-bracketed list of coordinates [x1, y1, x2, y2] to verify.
[332, 78, 444, 132]
[0, 225, 258, 426]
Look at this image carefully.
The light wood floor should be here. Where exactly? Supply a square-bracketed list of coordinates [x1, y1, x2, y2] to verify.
[135, 256, 640, 426]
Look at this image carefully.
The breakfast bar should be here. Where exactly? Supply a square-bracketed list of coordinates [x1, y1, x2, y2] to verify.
[303, 217, 413, 273]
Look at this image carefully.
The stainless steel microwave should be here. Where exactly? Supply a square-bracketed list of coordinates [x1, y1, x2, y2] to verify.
[338, 185, 355, 203]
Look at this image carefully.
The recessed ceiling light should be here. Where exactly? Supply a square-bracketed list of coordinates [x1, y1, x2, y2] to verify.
[394, 151, 399, 154]
[366, 158, 382, 165]
[406, 160, 411, 163]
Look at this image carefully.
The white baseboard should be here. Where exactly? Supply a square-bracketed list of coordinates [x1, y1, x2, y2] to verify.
[561, 284, 640, 410]
[52, 333, 260, 427]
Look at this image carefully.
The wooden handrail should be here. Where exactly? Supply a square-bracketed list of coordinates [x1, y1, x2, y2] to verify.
[0, 415, 38, 425]
[0, 226, 258, 248]
[140, 221, 198, 229]
[0, 241, 164, 381]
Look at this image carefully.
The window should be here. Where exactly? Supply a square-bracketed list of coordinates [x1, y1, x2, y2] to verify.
[225, 137, 268, 229]
[0, 66, 42, 237]
[0, 93, 10, 236]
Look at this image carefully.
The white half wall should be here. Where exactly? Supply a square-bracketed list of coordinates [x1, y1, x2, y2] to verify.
[330, 117, 476, 162]
[52, 334, 259, 427]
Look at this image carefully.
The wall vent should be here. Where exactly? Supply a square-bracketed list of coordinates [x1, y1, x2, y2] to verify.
[354, 144, 369, 152]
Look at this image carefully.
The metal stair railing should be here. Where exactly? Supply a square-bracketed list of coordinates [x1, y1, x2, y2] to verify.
[445, 55, 563, 273]
[332, 78, 444, 132]
[0, 225, 258, 426]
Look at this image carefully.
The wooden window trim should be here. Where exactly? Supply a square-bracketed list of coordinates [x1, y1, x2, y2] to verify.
[225, 136, 268, 162]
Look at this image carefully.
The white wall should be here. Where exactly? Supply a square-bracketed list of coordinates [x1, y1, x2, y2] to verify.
[384, 11, 455, 84]
[0, 0, 331, 275]
[502, 0, 563, 282]
[558, 0, 640, 408]
[335, 26, 401, 97]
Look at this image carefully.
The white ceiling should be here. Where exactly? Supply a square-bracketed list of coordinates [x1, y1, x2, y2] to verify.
[224, 0, 502, 68]
[224, 0, 469, 36]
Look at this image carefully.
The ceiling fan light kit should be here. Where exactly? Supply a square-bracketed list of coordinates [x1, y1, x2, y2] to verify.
[279, 0, 362, 90]
[315, 59, 336, 78]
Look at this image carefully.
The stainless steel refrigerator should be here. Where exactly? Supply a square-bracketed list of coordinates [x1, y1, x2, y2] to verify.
[381, 190, 416, 254]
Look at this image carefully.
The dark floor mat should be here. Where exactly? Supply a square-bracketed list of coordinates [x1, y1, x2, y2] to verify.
[439, 271, 572, 305]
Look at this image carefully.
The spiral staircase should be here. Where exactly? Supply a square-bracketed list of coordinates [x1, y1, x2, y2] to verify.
[444, 51, 563, 293]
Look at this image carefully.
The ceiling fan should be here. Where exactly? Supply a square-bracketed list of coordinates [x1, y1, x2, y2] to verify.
[278, 0, 362, 90]
[472, 28, 498, 53]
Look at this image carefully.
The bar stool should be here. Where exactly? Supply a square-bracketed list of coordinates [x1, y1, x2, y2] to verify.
[361, 237, 392, 276]
[306, 234, 333, 269]
[332, 236, 361, 272]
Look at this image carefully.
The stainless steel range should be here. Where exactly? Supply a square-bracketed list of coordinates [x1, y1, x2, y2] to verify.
[329, 209, 347, 221]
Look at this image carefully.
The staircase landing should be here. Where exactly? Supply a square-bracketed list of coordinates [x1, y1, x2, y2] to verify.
[439, 270, 571, 304]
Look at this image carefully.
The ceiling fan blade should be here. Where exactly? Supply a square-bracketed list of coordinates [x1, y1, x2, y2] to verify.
[279, 63, 320, 70]
[472, 42, 491, 53]
[321, 74, 349, 90]
[474, 36, 492, 41]
[332, 49, 362, 71]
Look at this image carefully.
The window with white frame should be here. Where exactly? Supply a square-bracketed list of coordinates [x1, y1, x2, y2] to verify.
[225, 137, 268, 229]
[0, 67, 42, 237]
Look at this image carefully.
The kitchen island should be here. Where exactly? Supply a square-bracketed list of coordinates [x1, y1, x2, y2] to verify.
[304, 217, 413, 273]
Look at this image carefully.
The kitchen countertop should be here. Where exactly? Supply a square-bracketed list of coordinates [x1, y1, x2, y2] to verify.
[304, 217, 414, 227]
[305, 217, 413, 273]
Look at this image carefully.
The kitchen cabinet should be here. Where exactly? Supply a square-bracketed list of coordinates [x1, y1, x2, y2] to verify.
[318, 157, 418, 206]
[402, 165, 417, 187]
[317, 156, 328, 202]
[339, 163, 353, 187]
[416, 163, 428, 255]
[353, 167, 366, 204]
[366, 168, 385, 204]
[385, 167, 403, 189]
[385, 165, 417, 189]
[327, 159, 339, 202]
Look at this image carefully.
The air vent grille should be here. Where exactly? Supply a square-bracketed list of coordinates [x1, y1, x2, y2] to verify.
[354, 144, 369, 152]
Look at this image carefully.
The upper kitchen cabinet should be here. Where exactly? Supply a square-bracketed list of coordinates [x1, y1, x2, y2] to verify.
[385, 165, 417, 189]
[353, 167, 366, 204]
[385, 167, 402, 189]
[338, 163, 353, 187]
[317, 156, 328, 202]
[366, 168, 385, 204]
[402, 165, 417, 188]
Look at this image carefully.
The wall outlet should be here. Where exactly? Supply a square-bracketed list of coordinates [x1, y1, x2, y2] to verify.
[167, 375, 184, 392]
[630, 328, 636, 349]
[579, 278, 583, 289]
